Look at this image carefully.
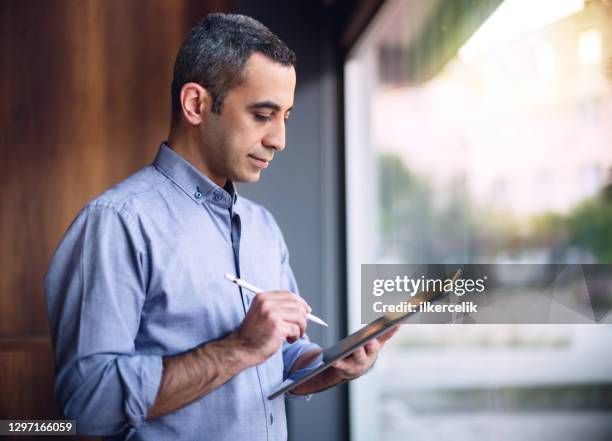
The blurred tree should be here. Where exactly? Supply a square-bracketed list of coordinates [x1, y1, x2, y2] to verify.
[378, 152, 434, 261]
[378, 152, 476, 262]
[566, 194, 612, 263]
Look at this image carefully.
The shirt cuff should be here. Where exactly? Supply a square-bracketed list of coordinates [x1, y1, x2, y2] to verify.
[116, 354, 164, 429]
[283, 341, 321, 380]
[284, 350, 324, 401]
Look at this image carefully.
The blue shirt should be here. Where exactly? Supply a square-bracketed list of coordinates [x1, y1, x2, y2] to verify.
[44, 143, 321, 440]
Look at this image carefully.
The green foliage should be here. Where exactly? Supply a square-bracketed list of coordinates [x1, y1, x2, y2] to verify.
[378, 152, 475, 261]
[378, 153, 433, 238]
[566, 194, 612, 263]
[378, 153, 435, 261]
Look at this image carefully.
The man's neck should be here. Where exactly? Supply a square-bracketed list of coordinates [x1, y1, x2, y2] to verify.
[166, 130, 226, 187]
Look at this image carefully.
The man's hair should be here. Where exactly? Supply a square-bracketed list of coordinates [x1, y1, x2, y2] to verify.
[171, 13, 296, 121]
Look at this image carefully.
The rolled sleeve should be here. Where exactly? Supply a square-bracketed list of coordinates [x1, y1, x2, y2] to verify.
[282, 339, 321, 382]
[117, 355, 163, 428]
[45, 203, 161, 436]
[282, 339, 323, 401]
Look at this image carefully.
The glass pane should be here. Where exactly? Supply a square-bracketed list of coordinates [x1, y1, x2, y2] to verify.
[345, 1, 612, 440]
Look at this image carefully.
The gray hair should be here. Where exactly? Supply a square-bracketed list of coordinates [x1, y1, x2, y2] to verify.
[171, 13, 296, 120]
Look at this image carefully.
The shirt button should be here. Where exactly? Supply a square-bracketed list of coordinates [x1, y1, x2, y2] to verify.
[213, 190, 222, 201]
[194, 191, 202, 199]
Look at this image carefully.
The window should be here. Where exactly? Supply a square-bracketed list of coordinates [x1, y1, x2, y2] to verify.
[345, 1, 612, 440]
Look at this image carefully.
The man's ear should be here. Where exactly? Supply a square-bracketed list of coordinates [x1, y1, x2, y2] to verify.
[179, 82, 212, 125]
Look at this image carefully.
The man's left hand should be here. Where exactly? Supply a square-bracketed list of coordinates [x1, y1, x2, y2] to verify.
[328, 325, 400, 381]
[289, 325, 400, 395]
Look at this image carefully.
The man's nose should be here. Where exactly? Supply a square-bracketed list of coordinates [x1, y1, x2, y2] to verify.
[262, 118, 286, 151]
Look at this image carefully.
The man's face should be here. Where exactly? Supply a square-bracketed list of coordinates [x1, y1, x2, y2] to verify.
[201, 52, 296, 184]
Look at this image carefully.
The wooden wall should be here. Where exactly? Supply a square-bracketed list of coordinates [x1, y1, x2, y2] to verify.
[0, 0, 231, 438]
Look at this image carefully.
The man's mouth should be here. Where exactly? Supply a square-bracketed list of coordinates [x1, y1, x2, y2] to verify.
[248, 154, 271, 169]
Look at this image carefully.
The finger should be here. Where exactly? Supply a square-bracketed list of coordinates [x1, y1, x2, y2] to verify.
[261, 296, 309, 317]
[285, 295, 311, 314]
[276, 308, 307, 336]
[259, 304, 306, 336]
[377, 325, 400, 345]
[331, 357, 363, 379]
[264, 291, 312, 314]
[364, 339, 380, 356]
[351, 347, 368, 365]
[267, 298, 309, 312]
[297, 296, 312, 313]
[260, 301, 306, 322]
[284, 323, 301, 343]
[332, 351, 356, 368]
[331, 358, 352, 372]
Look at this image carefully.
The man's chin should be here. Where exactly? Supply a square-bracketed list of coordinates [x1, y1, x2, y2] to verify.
[235, 171, 262, 183]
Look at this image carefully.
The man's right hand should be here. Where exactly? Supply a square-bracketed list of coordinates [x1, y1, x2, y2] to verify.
[231, 291, 311, 367]
[148, 290, 311, 419]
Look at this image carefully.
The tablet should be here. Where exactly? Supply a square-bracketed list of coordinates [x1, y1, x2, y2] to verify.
[267, 269, 462, 399]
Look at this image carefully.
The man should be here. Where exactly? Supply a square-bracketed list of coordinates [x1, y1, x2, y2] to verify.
[45, 13, 397, 440]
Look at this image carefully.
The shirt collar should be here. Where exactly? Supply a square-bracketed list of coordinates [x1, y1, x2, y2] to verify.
[153, 142, 238, 209]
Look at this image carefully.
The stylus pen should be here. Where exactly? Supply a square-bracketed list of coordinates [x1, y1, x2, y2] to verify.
[224, 273, 328, 327]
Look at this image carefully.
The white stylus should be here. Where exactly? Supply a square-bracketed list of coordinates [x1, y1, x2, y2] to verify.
[224, 273, 328, 327]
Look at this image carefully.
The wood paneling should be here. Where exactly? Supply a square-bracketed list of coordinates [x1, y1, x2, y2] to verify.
[0, 337, 60, 418]
[0, 0, 231, 435]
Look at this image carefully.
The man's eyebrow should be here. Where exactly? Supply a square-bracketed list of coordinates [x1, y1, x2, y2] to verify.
[247, 101, 293, 112]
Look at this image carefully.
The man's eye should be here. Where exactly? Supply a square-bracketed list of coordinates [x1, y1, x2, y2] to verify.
[254, 114, 272, 122]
